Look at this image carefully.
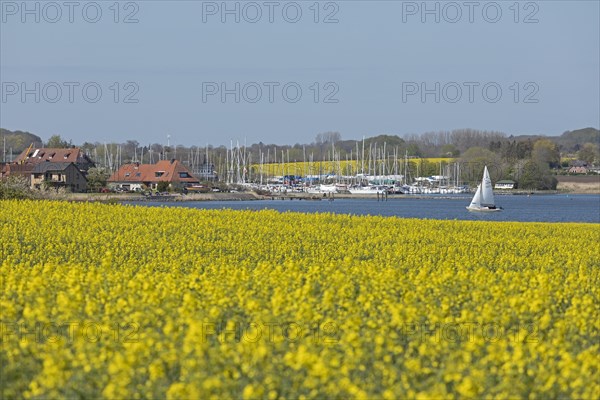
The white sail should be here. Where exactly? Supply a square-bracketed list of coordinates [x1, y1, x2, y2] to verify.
[469, 184, 482, 208]
[480, 166, 495, 206]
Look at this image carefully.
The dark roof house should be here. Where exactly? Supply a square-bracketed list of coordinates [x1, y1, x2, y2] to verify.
[31, 162, 87, 192]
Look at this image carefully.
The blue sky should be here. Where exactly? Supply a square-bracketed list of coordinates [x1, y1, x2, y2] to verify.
[1, 1, 599, 146]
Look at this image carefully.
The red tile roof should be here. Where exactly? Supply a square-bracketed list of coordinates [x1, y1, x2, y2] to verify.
[14, 148, 92, 165]
[108, 160, 199, 184]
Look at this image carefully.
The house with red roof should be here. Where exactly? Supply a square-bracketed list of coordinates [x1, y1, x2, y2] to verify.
[14, 147, 95, 173]
[108, 159, 200, 191]
[2, 147, 94, 192]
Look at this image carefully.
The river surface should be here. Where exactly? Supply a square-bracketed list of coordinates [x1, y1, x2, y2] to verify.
[131, 194, 600, 223]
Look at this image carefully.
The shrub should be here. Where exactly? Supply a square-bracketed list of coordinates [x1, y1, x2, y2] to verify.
[0, 176, 38, 199]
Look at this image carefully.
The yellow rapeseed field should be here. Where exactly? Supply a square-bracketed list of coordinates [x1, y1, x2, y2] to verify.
[1, 200, 598, 399]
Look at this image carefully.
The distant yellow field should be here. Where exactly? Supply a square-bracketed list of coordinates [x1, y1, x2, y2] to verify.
[421, 158, 456, 164]
[250, 158, 456, 177]
[2, 200, 598, 399]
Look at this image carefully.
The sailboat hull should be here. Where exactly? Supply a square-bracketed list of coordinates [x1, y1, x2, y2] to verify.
[466, 206, 502, 212]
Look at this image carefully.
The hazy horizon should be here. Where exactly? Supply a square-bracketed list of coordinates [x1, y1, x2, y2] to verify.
[3, 126, 599, 149]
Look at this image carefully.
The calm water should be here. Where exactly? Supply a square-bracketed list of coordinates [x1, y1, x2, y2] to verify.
[132, 194, 600, 223]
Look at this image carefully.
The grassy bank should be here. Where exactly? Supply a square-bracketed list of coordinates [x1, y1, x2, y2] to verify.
[556, 175, 600, 194]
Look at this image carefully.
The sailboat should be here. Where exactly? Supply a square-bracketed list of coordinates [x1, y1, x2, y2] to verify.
[466, 166, 502, 212]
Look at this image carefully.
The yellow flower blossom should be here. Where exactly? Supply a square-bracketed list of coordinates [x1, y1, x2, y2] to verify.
[1, 200, 598, 399]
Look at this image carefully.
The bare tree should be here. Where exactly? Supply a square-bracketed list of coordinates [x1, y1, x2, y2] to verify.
[315, 131, 341, 145]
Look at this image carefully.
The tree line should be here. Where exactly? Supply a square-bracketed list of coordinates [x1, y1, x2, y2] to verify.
[2, 127, 598, 190]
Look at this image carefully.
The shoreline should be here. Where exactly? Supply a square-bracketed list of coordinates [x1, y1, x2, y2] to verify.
[63, 188, 599, 203]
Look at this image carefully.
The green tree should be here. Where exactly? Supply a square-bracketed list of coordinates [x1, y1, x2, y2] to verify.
[86, 167, 110, 192]
[532, 139, 560, 169]
[440, 144, 459, 157]
[157, 181, 170, 192]
[577, 143, 600, 165]
[516, 140, 533, 159]
[460, 147, 503, 183]
[1, 129, 43, 157]
[519, 160, 558, 190]
[46, 135, 71, 148]
[405, 142, 422, 157]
